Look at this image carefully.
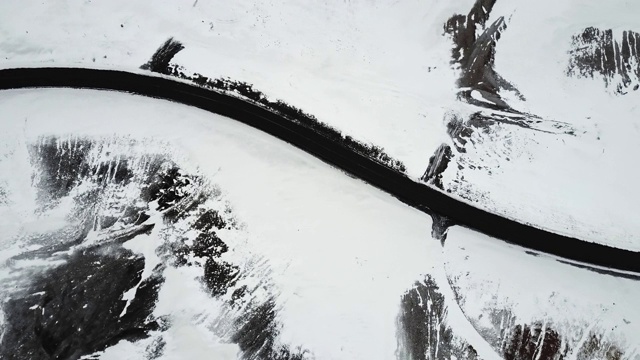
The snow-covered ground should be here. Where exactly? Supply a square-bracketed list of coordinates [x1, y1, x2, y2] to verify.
[438, 0, 640, 250]
[444, 226, 640, 358]
[1, 1, 640, 358]
[1, 0, 638, 251]
[0, 0, 469, 177]
[0, 89, 439, 359]
[0, 88, 637, 360]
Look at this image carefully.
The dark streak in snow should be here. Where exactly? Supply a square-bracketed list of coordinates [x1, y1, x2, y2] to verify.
[31, 138, 134, 208]
[445, 0, 519, 111]
[556, 260, 640, 281]
[140, 160, 310, 359]
[232, 300, 308, 360]
[397, 276, 478, 360]
[447, 278, 632, 360]
[568, 27, 640, 94]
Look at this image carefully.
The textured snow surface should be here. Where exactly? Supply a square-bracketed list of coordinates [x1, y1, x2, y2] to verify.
[1, 0, 638, 250]
[0, 0, 467, 178]
[0, 89, 436, 359]
[0, 89, 638, 359]
[441, 0, 640, 250]
[1, 0, 640, 358]
[445, 227, 640, 359]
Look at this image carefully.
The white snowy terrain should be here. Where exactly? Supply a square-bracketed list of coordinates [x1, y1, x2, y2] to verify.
[1, 0, 638, 250]
[0, 1, 639, 359]
[0, 87, 637, 359]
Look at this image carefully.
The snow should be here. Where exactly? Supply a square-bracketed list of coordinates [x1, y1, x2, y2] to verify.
[0, 88, 439, 359]
[470, 89, 496, 105]
[119, 221, 163, 318]
[444, 225, 640, 355]
[0, 0, 640, 356]
[430, 0, 640, 250]
[0, 0, 476, 179]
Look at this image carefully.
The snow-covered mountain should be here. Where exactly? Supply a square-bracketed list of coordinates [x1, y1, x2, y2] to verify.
[0, 1, 639, 359]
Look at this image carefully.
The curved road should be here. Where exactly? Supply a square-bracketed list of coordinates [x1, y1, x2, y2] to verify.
[0, 67, 637, 273]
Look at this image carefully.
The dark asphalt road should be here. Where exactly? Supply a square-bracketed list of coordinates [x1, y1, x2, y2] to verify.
[0, 67, 637, 273]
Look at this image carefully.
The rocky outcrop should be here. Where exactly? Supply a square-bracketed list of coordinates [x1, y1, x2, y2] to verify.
[0, 136, 310, 360]
[422, 143, 454, 189]
[397, 276, 478, 360]
[568, 27, 640, 94]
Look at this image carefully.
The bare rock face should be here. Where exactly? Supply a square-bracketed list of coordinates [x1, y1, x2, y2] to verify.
[140, 37, 185, 75]
[422, 143, 453, 189]
[444, 0, 519, 111]
[397, 276, 478, 360]
[568, 27, 640, 94]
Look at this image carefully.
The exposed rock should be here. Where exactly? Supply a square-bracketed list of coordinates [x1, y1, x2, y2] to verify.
[568, 27, 640, 94]
[430, 213, 455, 244]
[397, 276, 478, 360]
[140, 37, 185, 75]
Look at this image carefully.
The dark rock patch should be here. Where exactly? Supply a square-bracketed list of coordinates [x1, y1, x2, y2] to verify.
[8, 135, 310, 359]
[430, 213, 455, 244]
[502, 322, 562, 360]
[31, 138, 92, 204]
[397, 276, 478, 360]
[31, 138, 135, 207]
[446, 288, 630, 360]
[0, 139, 167, 359]
[140, 161, 310, 358]
[140, 37, 185, 75]
[445, 0, 521, 111]
[577, 333, 625, 360]
[433, 1, 579, 196]
[568, 27, 640, 94]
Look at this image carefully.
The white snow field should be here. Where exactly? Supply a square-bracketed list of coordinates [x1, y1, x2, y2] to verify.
[0, 89, 437, 360]
[0, 0, 640, 359]
[1, 0, 638, 251]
